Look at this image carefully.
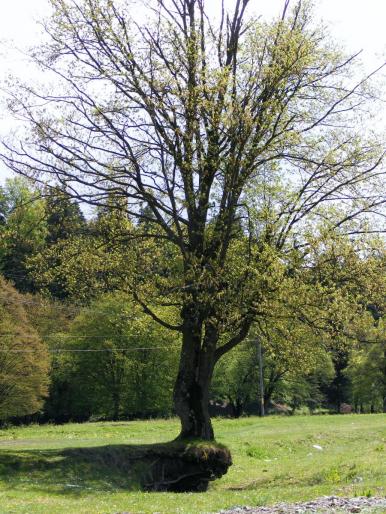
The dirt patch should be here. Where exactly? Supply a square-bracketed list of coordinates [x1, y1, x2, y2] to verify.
[65, 440, 232, 492]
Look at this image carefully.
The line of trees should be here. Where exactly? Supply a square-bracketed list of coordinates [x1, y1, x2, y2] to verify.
[0, 177, 385, 424]
[1, 3, 386, 451]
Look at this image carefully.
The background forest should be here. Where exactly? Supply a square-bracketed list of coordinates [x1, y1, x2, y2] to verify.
[0, 176, 385, 425]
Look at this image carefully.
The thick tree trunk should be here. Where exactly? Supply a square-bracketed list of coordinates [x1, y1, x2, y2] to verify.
[174, 368, 214, 440]
[173, 313, 216, 440]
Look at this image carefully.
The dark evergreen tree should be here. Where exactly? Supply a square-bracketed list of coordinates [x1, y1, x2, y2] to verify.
[45, 187, 86, 244]
[327, 350, 351, 412]
[0, 178, 47, 293]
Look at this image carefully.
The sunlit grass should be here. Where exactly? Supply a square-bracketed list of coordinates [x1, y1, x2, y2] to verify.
[0, 414, 384, 513]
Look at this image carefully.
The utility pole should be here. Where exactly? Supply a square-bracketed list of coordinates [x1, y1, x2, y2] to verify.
[383, 343, 386, 413]
[257, 338, 265, 417]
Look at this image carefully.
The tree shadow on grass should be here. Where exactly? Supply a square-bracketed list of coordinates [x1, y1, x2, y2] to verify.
[0, 445, 145, 495]
[0, 441, 231, 494]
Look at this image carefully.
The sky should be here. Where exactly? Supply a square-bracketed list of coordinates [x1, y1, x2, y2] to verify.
[1, 0, 386, 184]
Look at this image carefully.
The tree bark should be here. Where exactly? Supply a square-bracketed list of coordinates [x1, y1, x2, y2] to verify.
[173, 311, 217, 440]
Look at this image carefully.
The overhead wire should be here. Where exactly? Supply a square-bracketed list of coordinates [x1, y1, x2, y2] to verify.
[0, 346, 181, 353]
[0, 333, 177, 339]
[0, 330, 384, 354]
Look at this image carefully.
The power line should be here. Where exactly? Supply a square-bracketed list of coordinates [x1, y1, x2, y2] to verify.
[0, 297, 178, 314]
[0, 300, 82, 312]
[0, 337, 262, 353]
[0, 345, 180, 353]
[0, 333, 178, 339]
[0, 337, 256, 353]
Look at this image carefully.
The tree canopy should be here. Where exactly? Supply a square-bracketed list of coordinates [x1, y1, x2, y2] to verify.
[1, 0, 386, 441]
[0, 178, 47, 292]
[47, 292, 180, 421]
[0, 277, 49, 420]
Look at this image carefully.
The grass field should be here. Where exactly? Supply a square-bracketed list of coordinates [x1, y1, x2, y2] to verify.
[0, 414, 384, 513]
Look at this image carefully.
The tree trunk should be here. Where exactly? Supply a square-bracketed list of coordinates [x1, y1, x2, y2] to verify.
[174, 372, 214, 439]
[173, 313, 216, 440]
[264, 369, 285, 412]
[229, 398, 243, 418]
[112, 390, 120, 421]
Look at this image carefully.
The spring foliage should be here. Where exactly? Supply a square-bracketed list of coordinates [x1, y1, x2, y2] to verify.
[0, 277, 49, 420]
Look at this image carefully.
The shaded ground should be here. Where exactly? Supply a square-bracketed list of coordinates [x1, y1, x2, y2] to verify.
[0, 441, 231, 493]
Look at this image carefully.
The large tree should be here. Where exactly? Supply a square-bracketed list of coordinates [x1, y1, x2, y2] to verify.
[51, 292, 179, 421]
[2, 0, 386, 440]
[0, 178, 47, 292]
[0, 277, 49, 420]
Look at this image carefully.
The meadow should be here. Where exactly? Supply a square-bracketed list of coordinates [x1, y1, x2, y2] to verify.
[0, 414, 384, 514]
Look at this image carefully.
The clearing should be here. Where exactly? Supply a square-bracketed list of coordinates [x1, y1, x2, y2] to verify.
[0, 414, 384, 513]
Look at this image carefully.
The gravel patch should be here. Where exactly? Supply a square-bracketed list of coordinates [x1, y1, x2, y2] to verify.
[218, 496, 386, 513]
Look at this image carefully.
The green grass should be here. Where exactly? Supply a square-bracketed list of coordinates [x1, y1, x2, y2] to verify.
[0, 414, 384, 513]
